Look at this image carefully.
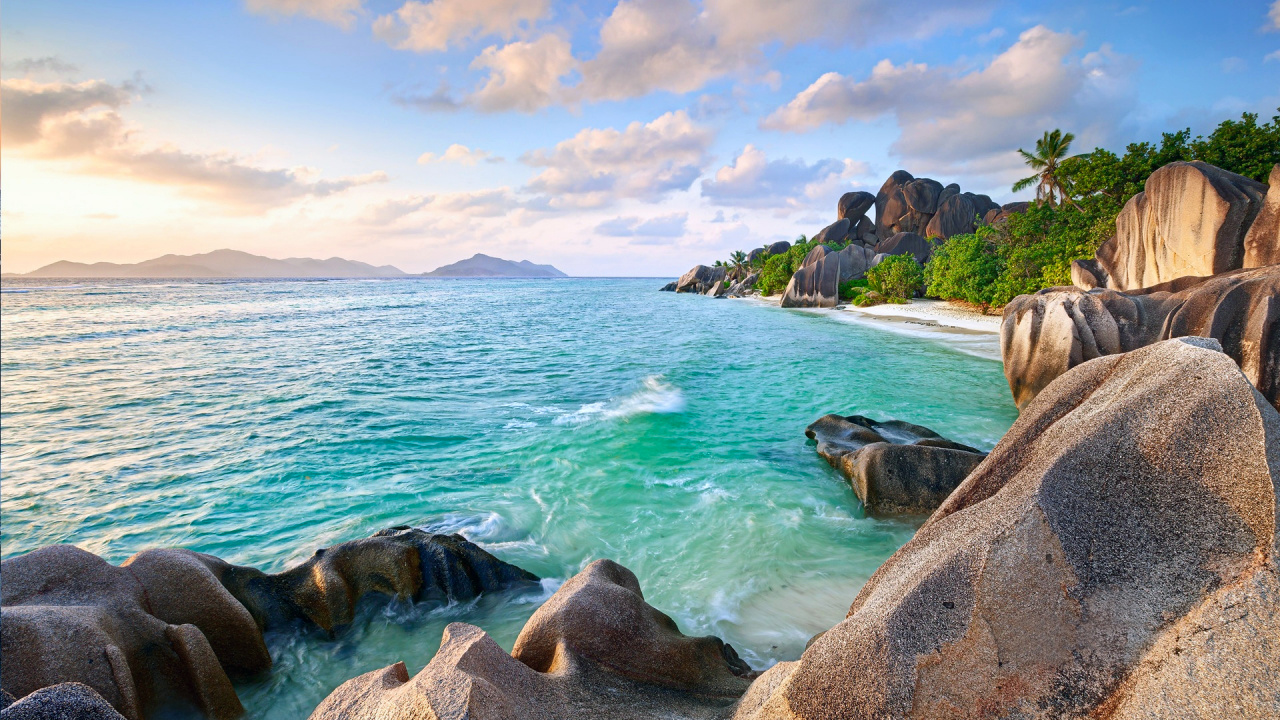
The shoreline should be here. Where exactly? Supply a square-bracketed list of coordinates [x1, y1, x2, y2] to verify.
[736, 294, 1004, 361]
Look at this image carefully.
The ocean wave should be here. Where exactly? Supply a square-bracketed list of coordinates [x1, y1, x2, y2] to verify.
[553, 376, 685, 426]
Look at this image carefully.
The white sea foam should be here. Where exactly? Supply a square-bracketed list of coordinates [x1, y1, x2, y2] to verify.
[553, 376, 685, 426]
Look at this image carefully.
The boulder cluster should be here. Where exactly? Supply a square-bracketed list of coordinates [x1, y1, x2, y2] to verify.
[666, 170, 1029, 308]
[0, 528, 539, 719]
[1005, 162, 1279, 410]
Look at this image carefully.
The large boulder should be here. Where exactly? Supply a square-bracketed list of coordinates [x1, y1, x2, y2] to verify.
[924, 194, 977, 240]
[675, 265, 726, 294]
[735, 336, 1280, 719]
[983, 201, 1030, 226]
[1243, 164, 1280, 268]
[873, 232, 933, 266]
[901, 178, 943, 216]
[781, 245, 875, 308]
[1, 528, 539, 720]
[658, 281, 677, 291]
[1001, 264, 1280, 410]
[766, 240, 792, 256]
[310, 561, 753, 720]
[838, 191, 875, 223]
[811, 218, 854, 247]
[1, 545, 245, 720]
[806, 415, 985, 516]
[1076, 161, 1268, 291]
[874, 170, 915, 240]
[1, 683, 128, 720]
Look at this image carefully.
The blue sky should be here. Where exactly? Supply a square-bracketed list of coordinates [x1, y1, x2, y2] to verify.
[3, 0, 1278, 275]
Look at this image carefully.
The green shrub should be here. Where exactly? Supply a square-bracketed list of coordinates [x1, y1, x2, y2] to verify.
[923, 227, 1003, 309]
[838, 279, 868, 300]
[852, 290, 887, 307]
[866, 255, 924, 301]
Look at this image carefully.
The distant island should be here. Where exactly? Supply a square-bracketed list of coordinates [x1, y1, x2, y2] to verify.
[18, 249, 408, 279]
[12, 250, 568, 279]
[422, 254, 567, 278]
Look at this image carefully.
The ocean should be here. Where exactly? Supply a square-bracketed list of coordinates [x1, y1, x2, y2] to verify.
[0, 277, 1018, 717]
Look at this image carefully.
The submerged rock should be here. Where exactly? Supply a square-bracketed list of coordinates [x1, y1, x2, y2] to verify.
[1002, 264, 1280, 410]
[805, 415, 985, 515]
[659, 281, 676, 291]
[1074, 161, 1269, 291]
[738, 337, 1280, 719]
[0, 528, 538, 719]
[310, 560, 753, 720]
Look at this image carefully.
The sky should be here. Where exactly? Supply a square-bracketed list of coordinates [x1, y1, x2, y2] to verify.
[2, 0, 1279, 276]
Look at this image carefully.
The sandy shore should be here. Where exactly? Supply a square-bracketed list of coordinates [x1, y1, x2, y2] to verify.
[734, 295, 1003, 360]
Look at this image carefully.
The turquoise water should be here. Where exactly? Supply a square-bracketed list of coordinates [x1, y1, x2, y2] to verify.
[0, 278, 1017, 718]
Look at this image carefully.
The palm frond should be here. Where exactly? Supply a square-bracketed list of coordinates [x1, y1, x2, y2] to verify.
[1012, 175, 1039, 193]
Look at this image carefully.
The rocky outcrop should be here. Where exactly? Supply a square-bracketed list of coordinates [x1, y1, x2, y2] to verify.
[0, 683, 128, 720]
[310, 560, 753, 720]
[983, 201, 1031, 226]
[805, 415, 986, 515]
[872, 170, 998, 243]
[659, 281, 676, 291]
[727, 272, 759, 297]
[1, 528, 538, 719]
[675, 265, 726, 294]
[735, 337, 1280, 719]
[780, 244, 875, 308]
[1072, 161, 1270, 291]
[746, 241, 793, 265]
[1244, 164, 1280, 268]
[1001, 264, 1280, 410]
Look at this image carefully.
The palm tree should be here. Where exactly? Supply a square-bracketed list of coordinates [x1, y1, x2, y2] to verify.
[1013, 129, 1075, 206]
[729, 250, 747, 280]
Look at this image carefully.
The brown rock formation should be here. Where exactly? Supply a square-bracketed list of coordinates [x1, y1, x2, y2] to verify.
[734, 336, 1280, 719]
[805, 415, 985, 516]
[1, 528, 539, 719]
[1073, 161, 1269, 291]
[1001, 264, 1279, 410]
[676, 265, 727, 294]
[923, 194, 977, 240]
[838, 191, 875, 223]
[309, 560, 754, 720]
[781, 245, 874, 308]
[1244, 164, 1280, 268]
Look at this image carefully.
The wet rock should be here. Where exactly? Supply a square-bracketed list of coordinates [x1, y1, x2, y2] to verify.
[1001, 264, 1280, 410]
[675, 265, 726, 294]
[1243, 164, 1280, 268]
[838, 191, 875, 223]
[1080, 161, 1268, 291]
[1, 528, 539, 720]
[311, 561, 753, 720]
[805, 415, 985, 516]
[873, 232, 933, 266]
[1, 683, 128, 720]
[205, 527, 540, 633]
[739, 337, 1280, 719]
[659, 281, 676, 291]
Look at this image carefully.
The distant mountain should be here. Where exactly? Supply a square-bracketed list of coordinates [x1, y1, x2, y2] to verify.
[423, 254, 567, 278]
[21, 249, 407, 278]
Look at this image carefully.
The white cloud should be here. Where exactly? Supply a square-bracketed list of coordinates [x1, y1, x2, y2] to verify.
[373, 0, 550, 52]
[244, 0, 365, 29]
[417, 143, 502, 165]
[700, 144, 867, 212]
[361, 195, 432, 225]
[2, 77, 386, 210]
[762, 26, 1138, 173]
[702, 0, 994, 49]
[595, 212, 688, 239]
[1271, 1, 1280, 31]
[3, 56, 79, 76]
[468, 35, 576, 111]
[1267, 50, 1280, 63]
[521, 110, 714, 207]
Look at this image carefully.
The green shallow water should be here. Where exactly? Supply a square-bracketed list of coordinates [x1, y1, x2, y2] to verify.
[0, 277, 1018, 718]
